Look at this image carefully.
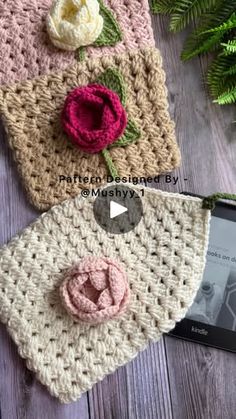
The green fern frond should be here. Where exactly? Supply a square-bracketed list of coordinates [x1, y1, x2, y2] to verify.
[211, 0, 236, 23]
[208, 54, 236, 98]
[181, 31, 223, 60]
[214, 87, 236, 104]
[151, 0, 178, 14]
[169, 0, 218, 32]
[223, 64, 236, 75]
[152, 0, 236, 107]
[202, 12, 236, 33]
[221, 39, 236, 54]
[181, 1, 236, 60]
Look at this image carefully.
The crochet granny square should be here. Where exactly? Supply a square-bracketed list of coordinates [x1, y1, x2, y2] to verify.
[0, 48, 181, 210]
[0, 185, 210, 402]
[0, 0, 155, 86]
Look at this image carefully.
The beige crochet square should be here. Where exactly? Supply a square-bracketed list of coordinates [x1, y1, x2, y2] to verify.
[0, 186, 210, 402]
[0, 48, 180, 211]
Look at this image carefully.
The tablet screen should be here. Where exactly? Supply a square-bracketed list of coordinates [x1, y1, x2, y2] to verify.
[186, 216, 236, 331]
[170, 200, 236, 352]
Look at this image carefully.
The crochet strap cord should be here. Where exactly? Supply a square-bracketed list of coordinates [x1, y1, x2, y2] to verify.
[202, 193, 236, 210]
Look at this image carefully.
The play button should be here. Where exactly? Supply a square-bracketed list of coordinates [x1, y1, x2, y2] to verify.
[110, 201, 127, 219]
[93, 185, 143, 234]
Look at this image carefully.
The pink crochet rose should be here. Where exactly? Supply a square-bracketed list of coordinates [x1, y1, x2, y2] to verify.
[61, 84, 127, 154]
[60, 257, 130, 323]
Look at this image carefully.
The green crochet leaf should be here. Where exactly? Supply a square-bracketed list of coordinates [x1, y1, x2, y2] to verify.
[95, 0, 122, 47]
[111, 119, 141, 148]
[96, 67, 140, 177]
[96, 68, 126, 105]
[102, 120, 140, 178]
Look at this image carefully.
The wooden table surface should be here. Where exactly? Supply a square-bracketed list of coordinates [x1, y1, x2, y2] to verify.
[0, 13, 236, 419]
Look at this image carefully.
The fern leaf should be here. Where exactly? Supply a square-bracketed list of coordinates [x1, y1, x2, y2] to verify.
[151, 0, 178, 14]
[181, 0, 236, 60]
[223, 64, 236, 76]
[202, 12, 236, 33]
[152, 0, 236, 107]
[169, 0, 218, 32]
[221, 40, 236, 54]
[181, 31, 223, 60]
[207, 54, 236, 98]
[214, 87, 236, 104]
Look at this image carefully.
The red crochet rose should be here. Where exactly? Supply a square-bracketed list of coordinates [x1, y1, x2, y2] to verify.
[60, 257, 130, 324]
[61, 84, 127, 154]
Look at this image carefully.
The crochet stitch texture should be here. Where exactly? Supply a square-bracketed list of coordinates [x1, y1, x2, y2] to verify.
[0, 48, 180, 210]
[0, 185, 210, 402]
[60, 257, 130, 323]
[0, 0, 155, 86]
[46, 0, 104, 51]
[61, 84, 128, 153]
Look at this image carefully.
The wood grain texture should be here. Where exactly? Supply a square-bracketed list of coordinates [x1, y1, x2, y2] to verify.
[165, 336, 236, 419]
[88, 341, 172, 419]
[0, 11, 236, 419]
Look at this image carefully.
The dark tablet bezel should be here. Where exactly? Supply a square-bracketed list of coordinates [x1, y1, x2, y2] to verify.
[169, 194, 236, 353]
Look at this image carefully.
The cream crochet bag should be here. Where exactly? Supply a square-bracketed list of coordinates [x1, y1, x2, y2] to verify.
[0, 184, 222, 402]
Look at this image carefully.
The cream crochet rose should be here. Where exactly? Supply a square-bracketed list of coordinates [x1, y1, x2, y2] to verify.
[46, 0, 104, 51]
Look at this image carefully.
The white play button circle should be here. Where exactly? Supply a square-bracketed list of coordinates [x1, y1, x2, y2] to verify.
[93, 185, 143, 234]
[110, 201, 128, 219]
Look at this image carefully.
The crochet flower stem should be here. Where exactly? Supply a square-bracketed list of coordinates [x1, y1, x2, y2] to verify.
[61, 69, 140, 179]
[102, 149, 119, 178]
[76, 46, 86, 62]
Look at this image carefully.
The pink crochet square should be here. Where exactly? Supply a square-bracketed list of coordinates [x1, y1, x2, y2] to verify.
[0, 0, 155, 86]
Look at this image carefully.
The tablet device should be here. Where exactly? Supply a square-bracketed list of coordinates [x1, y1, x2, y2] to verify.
[169, 195, 236, 353]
